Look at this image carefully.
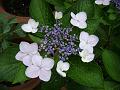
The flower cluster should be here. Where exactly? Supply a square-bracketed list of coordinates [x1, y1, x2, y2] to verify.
[39, 23, 80, 61]
[19, 11, 99, 81]
[79, 31, 99, 62]
[15, 42, 54, 82]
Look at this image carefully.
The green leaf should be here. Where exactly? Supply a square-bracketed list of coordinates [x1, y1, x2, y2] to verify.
[73, 0, 94, 18]
[68, 55, 103, 88]
[102, 50, 120, 82]
[28, 34, 41, 43]
[0, 46, 28, 83]
[29, 0, 55, 26]
[67, 79, 104, 90]
[45, 0, 66, 11]
[104, 81, 120, 90]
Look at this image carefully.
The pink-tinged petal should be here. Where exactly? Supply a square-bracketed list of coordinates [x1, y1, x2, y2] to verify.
[30, 43, 38, 54]
[76, 12, 87, 22]
[20, 42, 31, 53]
[21, 24, 32, 32]
[28, 19, 39, 28]
[32, 54, 42, 66]
[23, 55, 32, 66]
[71, 12, 77, 20]
[70, 19, 79, 27]
[88, 35, 99, 47]
[39, 69, 51, 82]
[25, 65, 39, 78]
[78, 22, 87, 29]
[41, 58, 54, 70]
[79, 31, 89, 42]
[15, 51, 26, 61]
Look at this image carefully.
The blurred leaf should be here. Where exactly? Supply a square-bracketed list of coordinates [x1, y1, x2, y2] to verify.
[0, 85, 9, 90]
[0, 46, 28, 83]
[45, 0, 66, 11]
[67, 79, 104, 90]
[102, 50, 120, 82]
[28, 34, 41, 43]
[68, 55, 103, 88]
[104, 81, 120, 90]
[73, 0, 94, 18]
[29, 0, 55, 26]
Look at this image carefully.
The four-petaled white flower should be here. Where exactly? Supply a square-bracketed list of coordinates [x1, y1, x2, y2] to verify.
[25, 54, 54, 82]
[56, 61, 70, 77]
[79, 50, 95, 63]
[79, 31, 99, 53]
[55, 11, 63, 19]
[21, 19, 39, 33]
[15, 41, 39, 66]
[70, 12, 87, 29]
[95, 0, 111, 5]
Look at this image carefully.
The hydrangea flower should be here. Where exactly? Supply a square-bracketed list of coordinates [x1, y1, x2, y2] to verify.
[21, 19, 39, 33]
[55, 11, 63, 19]
[56, 60, 70, 77]
[79, 50, 95, 63]
[70, 12, 87, 29]
[25, 54, 54, 82]
[95, 0, 111, 5]
[79, 31, 99, 53]
[15, 41, 39, 66]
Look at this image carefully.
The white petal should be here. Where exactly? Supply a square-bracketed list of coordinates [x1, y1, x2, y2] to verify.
[81, 53, 95, 63]
[28, 19, 39, 28]
[76, 12, 87, 22]
[55, 11, 63, 19]
[71, 12, 76, 20]
[79, 31, 89, 42]
[88, 35, 99, 47]
[78, 21, 87, 29]
[30, 43, 38, 54]
[79, 41, 86, 49]
[61, 62, 70, 71]
[103, 0, 110, 5]
[41, 58, 54, 70]
[32, 54, 42, 66]
[56, 61, 70, 77]
[31, 28, 38, 33]
[23, 55, 32, 66]
[15, 51, 26, 61]
[95, 0, 103, 5]
[56, 68, 66, 77]
[19, 41, 31, 53]
[70, 19, 79, 27]
[25, 65, 39, 78]
[39, 69, 51, 82]
[21, 24, 32, 32]
[84, 45, 93, 53]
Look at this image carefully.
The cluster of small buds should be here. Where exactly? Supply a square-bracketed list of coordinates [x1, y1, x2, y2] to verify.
[112, 0, 120, 9]
[39, 21, 80, 61]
